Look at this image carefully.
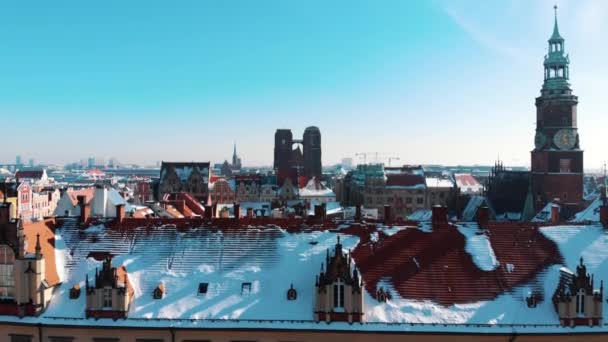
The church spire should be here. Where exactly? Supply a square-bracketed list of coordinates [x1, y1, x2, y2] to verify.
[542, 5, 570, 94]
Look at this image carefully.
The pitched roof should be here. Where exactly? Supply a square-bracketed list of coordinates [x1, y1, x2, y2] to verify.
[15, 170, 44, 180]
[67, 189, 95, 206]
[454, 174, 482, 188]
[385, 174, 426, 188]
[24, 219, 61, 287]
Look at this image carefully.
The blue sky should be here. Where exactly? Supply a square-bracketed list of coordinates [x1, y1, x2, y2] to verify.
[1, 0, 607, 169]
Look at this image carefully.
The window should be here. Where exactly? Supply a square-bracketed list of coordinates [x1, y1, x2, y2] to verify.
[416, 197, 424, 205]
[0, 244, 15, 299]
[9, 335, 32, 342]
[333, 279, 344, 309]
[49, 337, 75, 342]
[576, 289, 585, 314]
[103, 288, 112, 308]
[406, 197, 412, 204]
[559, 159, 572, 173]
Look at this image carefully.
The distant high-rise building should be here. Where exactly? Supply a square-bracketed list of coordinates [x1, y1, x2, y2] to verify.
[28, 158, 35, 167]
[15, 155, 22, 167]
[88, 157, 95, 169]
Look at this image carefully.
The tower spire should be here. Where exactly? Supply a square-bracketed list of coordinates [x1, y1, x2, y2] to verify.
[551, 5, 563, 41]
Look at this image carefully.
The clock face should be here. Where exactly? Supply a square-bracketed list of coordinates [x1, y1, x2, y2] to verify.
[534, 132, 547, 150]
[553, 129, 576, 150]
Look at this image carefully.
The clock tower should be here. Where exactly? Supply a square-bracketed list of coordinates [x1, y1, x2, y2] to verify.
[531, 6, 583, 210]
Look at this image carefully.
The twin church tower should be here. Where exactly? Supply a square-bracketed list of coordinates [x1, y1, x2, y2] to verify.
[531, 6, 583, 210]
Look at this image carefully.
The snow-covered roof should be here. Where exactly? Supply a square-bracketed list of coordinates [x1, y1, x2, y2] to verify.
[6, 217, 608, 334]
[299, 178, 335, 198]
[425, 177, 453, 188]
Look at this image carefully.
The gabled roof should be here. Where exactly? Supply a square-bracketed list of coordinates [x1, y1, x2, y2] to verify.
[67, 189, 95, 206]
[24, 219, 61, 287]
[15, 169, 45, 181]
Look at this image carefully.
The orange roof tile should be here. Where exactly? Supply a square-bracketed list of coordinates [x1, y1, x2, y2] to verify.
[23, 219, 61, 287]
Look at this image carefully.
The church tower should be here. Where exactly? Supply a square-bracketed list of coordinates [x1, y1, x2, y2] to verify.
[531, 6, 583, 211]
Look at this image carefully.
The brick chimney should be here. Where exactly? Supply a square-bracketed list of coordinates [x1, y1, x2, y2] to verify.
[233, 203, 240, 220]
[550, 204, 560, 224]
[204, 205, 212, 219]
[78, 195, 90, 225]
[383, 205, 392, 224]
[476, 206, 489, 228]
[0, 202, 11, 224]
[600, 188, 608, 228]
[432, 205, 448, 227]
[115, 204, 126, 222]
[355, 204, 362, 221]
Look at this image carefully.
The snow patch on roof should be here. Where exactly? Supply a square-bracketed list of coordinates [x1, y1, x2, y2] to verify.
[456, 224, 499, 271]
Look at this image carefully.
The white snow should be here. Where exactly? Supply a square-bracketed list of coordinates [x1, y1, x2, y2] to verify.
[8, 219, 608, 334]
[408, 209, 432, 221]
[456, 224, 499, 271]
[572, 197, 602, 222]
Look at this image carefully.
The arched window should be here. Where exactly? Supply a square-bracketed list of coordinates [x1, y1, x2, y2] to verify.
[0, 244, 15, 299]
[333, 279, 345, 310]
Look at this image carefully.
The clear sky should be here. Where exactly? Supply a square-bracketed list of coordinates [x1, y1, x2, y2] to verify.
[1, 0, 607, 169]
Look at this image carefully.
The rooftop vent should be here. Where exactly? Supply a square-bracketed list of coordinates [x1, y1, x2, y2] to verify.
[198, 283, 208, 296]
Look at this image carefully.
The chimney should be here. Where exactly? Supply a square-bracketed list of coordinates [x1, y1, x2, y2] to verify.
[116, 204, 126, 222]
[0, 202, 11, 224]
[204, 205, 212, 219]
[233, 203, 240, 220]
[321, 203, 327, 220]
[314, 204, 322, 220]
[476, 206, 489, 228]
[600, 205, 608, 229]
[355, 204, 362, 221]
[212, 204, 217, 218]
[432, 205, 448, 227]
[383, 205, 392, 224]
[550, 204, 560, 224]
[246, 208, 254, 219]
[77, 195, 90, 225]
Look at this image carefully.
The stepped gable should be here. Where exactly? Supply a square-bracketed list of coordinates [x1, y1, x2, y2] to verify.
[345, 221, 562, 305]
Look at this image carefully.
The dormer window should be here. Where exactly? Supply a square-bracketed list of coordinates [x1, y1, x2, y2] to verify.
[198, 283, 208, 296]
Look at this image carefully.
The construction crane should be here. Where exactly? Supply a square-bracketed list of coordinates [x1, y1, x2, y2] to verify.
[387, 157, 400, 167]
[355, 152, 381, 165]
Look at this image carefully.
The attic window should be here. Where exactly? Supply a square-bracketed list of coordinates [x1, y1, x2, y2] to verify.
[198, 283, 208, 295]
[241, 282, 252, 295]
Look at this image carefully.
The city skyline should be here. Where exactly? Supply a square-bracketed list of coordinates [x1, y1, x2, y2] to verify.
[2, 1, 608, 168]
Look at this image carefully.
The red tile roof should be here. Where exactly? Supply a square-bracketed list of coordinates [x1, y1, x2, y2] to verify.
[346, 222, 561, 305]
[455, 174, 481, 187]
[68, 189, 95, 206]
